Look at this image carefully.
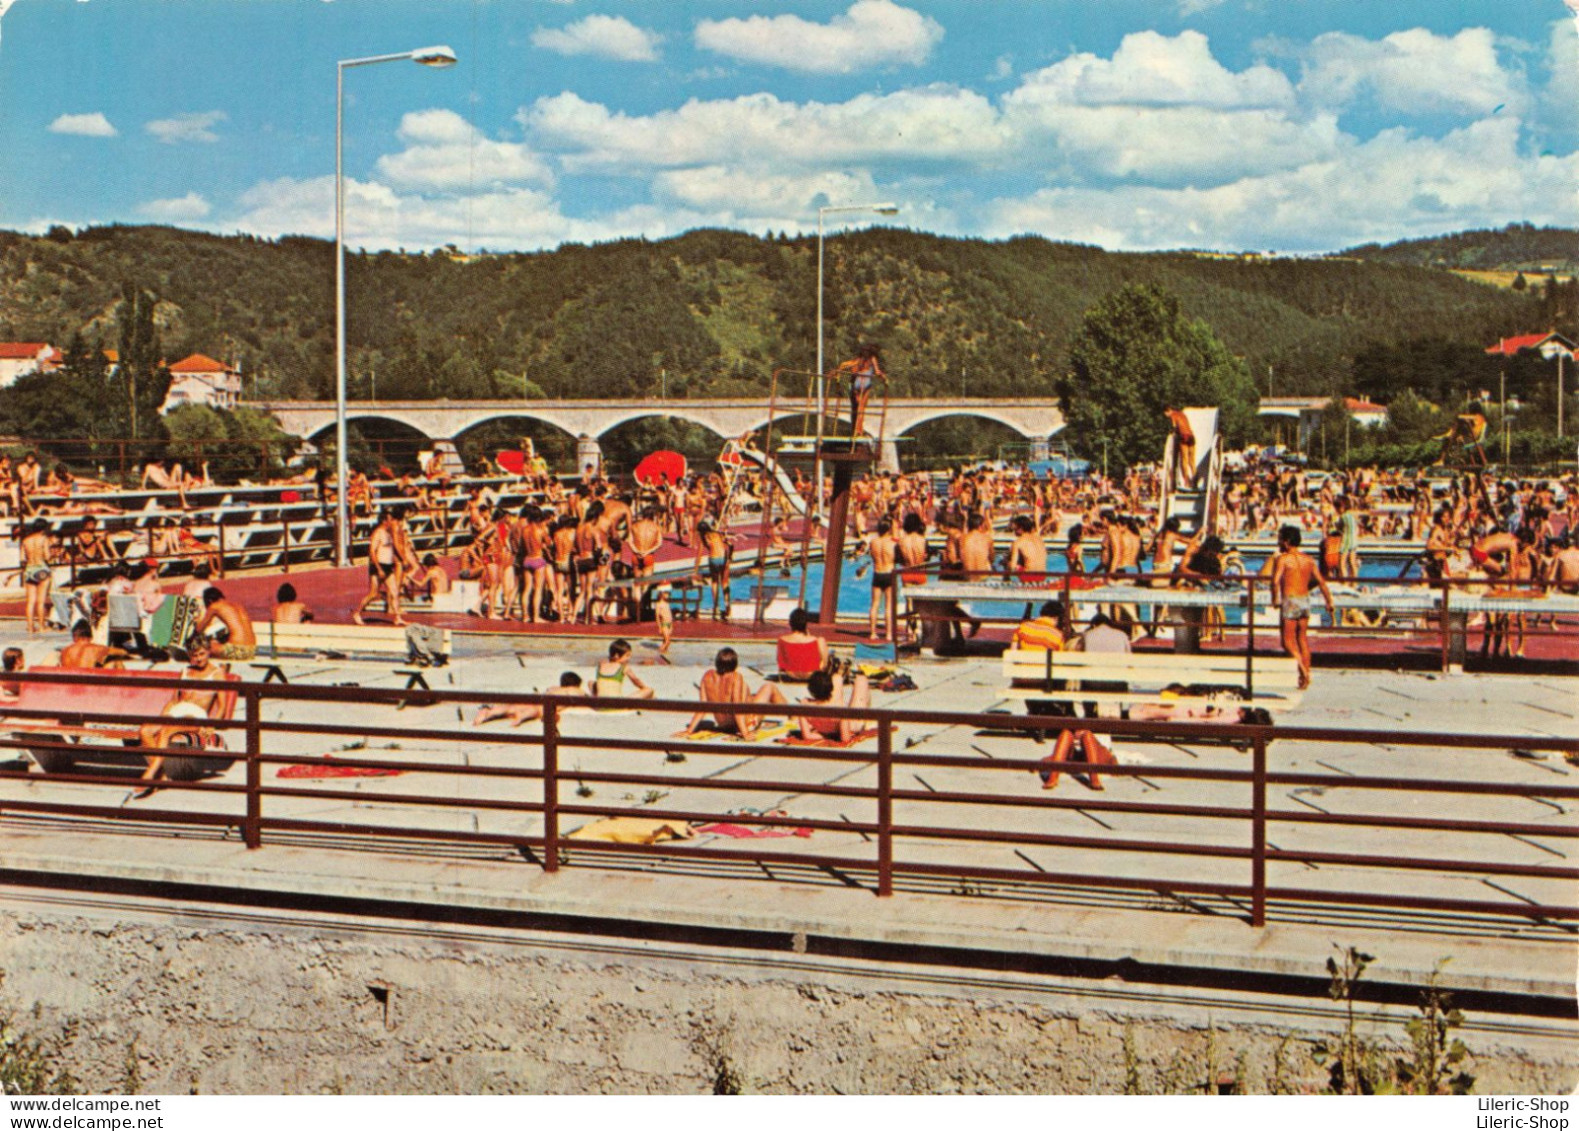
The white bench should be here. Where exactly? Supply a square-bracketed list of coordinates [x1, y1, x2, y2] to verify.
[251, 622, 452, 690]
[1000, 648, 1302, 716]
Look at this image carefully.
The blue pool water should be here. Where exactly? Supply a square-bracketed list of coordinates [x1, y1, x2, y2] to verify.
[727, 553, 1422, 619]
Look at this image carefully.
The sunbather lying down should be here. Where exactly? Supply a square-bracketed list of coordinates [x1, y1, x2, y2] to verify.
[473, 671, 591, 726]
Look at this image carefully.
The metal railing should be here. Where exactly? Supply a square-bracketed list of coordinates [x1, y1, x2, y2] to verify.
[899, 566, 1579, 672]
[0, 671, 1574, 930]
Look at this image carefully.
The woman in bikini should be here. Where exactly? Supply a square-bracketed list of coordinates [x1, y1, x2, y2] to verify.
[517, 506, 551, 623]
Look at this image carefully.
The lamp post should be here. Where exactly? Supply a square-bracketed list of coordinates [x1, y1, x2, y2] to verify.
[1540, 339, 1571, 442]
[335, 44, 456, 566]
[814, 201, 897, 504]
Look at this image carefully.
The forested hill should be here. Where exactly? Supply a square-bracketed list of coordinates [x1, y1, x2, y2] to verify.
[0, 223, 1553, 405]
[1341, 223, 1579, 272]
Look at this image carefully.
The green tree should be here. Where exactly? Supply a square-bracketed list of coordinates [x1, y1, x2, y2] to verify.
[1055, 283, 1256, 471]
[116, 283, 172, 440]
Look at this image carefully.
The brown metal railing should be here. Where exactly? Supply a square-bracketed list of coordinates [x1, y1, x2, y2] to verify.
[0, 670, 1574, 929]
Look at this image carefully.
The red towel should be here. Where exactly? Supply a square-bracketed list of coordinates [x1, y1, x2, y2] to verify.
[695, 822, 813, 839]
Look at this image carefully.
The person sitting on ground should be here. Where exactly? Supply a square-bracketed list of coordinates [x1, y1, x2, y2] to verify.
[592, 639, 655, 701]
[473, 671, 588, 727]
[271, 582, 314, 625]
[130, 641, 230, 800]
[58, 619, 132, 670]
[682, 647, 788, 740]
[798, 666, 872, 744]
[776, 605, 831, 680]
[0, 647, 24, 701]
[405, 553, 452, 601]
[194, 586, 257, 662]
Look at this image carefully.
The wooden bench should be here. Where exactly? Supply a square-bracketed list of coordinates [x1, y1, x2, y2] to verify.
[999, 648, 1302, 718]
[6, 666, 240, 780]
[250, 622, 451, 689]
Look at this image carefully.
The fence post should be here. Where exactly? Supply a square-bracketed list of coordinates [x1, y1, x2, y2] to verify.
[542, 700, 560, 872]
[243, 687, 262, 849]
[1250, 733, 1267, 928]
[1245, 575, 1256, 698]
[877, 718, 893, 897]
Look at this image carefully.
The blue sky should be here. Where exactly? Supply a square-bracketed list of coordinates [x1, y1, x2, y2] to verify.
[1, 0, 1575, 253]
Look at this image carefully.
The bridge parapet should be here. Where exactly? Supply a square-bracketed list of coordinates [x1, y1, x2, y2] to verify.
[245, 397, 1064, 443]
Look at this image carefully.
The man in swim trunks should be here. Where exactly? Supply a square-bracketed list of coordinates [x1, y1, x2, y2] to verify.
[1006, 514, 1047, 583]
[897, 512, 929, 586]
[1165, 407, 1196, 490]
[195, 586, 257, 662]
[629, 507, 663, 578]
[355, 509, 405, 625]
[1269, 524, 1334, 691]
[867, 517, 898, 641]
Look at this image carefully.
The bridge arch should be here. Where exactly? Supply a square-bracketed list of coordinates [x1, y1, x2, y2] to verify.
[892, 407, 1051, 440]
[589, 407, 732, 440]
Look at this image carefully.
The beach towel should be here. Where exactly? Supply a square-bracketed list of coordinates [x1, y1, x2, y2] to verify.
[778, 727, 881, 749]
[278, 756, 404, 779]
[149, 594, 202, 653]
[696, 821, 813, 839]
[671, 720, 796, 743]
[565, 817, 694, 844]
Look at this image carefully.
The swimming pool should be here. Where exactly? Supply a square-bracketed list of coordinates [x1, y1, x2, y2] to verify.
[728, 553, 1424, 620]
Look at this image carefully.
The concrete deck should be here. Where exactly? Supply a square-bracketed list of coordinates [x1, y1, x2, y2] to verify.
[0, 625, 1574, 1051]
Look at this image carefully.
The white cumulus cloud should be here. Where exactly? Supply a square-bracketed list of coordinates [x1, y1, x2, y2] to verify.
[138, 192, 211, 221]
[694, 0, 942, 74]
[986, 117, 1579, 253]
[48, 112, 117, 137]
[376, 109, 553, 191]
[522, 86, 1004, 173]
[532, 14, 661, 62]
[145, 110, 226, 144]
[1000, 31, 1323, 184]
[1300, 28, 1522, 118]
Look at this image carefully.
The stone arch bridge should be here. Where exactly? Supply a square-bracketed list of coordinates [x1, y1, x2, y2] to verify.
[246, 397, 1064, 467]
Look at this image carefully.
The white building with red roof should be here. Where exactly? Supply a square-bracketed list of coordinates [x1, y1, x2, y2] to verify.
[161, 353, 242, 413]
[0, 342, 53, 388]
[1342, 397, 1389, 429]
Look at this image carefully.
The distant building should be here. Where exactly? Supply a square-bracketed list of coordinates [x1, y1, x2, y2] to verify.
[0, 342, 53, 388]
[1342, 397, 1389, 429]
[1259, 395, 1390, 448]
[161, 353, 242, 413]
[1484, 331, 1577, 359]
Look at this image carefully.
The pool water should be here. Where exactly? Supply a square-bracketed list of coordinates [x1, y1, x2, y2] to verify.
[727, 553, 1422, 619]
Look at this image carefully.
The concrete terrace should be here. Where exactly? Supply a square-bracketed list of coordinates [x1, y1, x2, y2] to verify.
[0, 619, 1573, 1064]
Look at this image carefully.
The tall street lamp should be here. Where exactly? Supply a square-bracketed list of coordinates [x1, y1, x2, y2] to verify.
[814, 201, 897, 501]
[335, 44, 456, 566]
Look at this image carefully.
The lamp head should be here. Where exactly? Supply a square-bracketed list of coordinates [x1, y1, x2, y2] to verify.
[873, 204, 900, 215]
[411, 45, 458, 67]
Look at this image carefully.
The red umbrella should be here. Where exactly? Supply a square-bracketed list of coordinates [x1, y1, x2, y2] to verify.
[496, 450, 526, 476]
[634, 450, 687, 486]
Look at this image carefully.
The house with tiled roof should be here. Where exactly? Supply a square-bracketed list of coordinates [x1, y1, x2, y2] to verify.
[160, 353, 242, 413]
[0, 342, 53, 388]
[1342, 397, 1389, 429]
[1484, 331, 1577, 358]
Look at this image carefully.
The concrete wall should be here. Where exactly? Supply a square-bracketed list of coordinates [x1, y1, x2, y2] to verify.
[0, 911, 1566, 1095]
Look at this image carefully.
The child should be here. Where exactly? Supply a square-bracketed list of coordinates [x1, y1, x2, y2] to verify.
[593, 639, 655, 700]
[653, 583, 673, 660]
